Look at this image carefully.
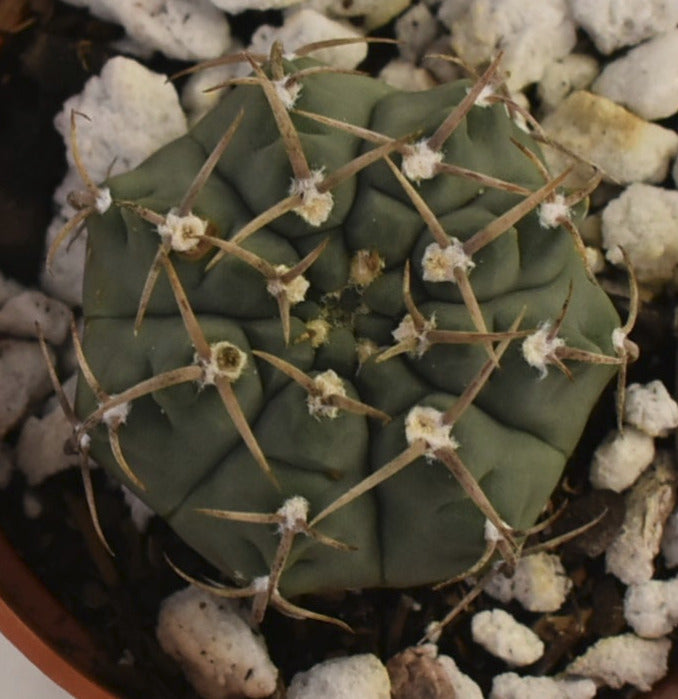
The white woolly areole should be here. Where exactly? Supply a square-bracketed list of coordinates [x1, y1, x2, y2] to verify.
[307, 369, 346, 420]
[78, 433, 91, 451]
[612, 327, 627, 353]
[522, 322, 565, 378]
[94, 187, 112, 214]
[276, 496, 310, 532]
[422, 239, 475, 282]
[405, 406, 459, 456]
[273, 78, 302, 110]
[289, 170, 333, 227]
[392, 313, 436, 357]
[538, 193, 570, 229]
[201, 341, 247, 385]
[401, 139, 444, 182]
[266, 265, 310, 305]
[101, 399, 131, 428]
[157, 209, 207, 252]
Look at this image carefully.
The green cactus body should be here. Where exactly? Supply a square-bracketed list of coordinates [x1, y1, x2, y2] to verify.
[75, 54, 620, 600]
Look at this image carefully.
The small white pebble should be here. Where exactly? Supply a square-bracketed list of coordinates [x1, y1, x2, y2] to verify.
[589, 427, 655, 493]
[471, 609, 544, 666]
[565, 633, 670, 691]
[287, 654, 391, 699]
[625, 577, 678, 638]
[156, 586, 278, 699]
[0, 291, 71, 345]
[624, 381, 678, 438]
[484, 553, 572, 612]
[606, 453, 676, 585]
[491, 672, 597, 699]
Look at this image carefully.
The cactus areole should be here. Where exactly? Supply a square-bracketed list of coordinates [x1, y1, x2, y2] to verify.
[75, 49, 622, 605]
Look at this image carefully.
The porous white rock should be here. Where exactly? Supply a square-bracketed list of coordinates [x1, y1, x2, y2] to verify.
[537, 53, 599, 112]
[483, 553, 572, 612]
[395, 3, 438, 62]
[444, 0, 577, 91]
[490, 672, 597, 699]
[379, 59, 436, 91]
[287, 654, 391, 699]
[156, 586, 278, 699]
[0, 271, 22, 307]
[0, 291, 70, 345]
[436, 652, 484, 699]
[16, 375, 79, 487]
[43, 56, 187, 306]
[541, 91, 678, 186]
[606, 453, 676, 585]
[592, 30, 678, 121]
[249, 9, 366, 70]
[624, 381, 678, 437]
[589, 427, 655, 493]
[212, 0, 302, 11]
[625, 577, 678, 638]
[565, 633, 670, 691]
[0, 340, 54, 439]
[471, 609, 544, 666]
[61, 0, 230, 61]
[602, 184, 678, 285]
[303, 0, 411, 30]
[568, 0, 678, 55]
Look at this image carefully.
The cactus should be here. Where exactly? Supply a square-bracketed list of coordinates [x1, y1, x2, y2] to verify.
[62, 45, 630, 624]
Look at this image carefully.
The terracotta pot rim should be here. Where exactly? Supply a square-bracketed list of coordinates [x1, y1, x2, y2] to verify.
[0, 530, 119, 699]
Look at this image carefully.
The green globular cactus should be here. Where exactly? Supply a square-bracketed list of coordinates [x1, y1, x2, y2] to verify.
[69, 46, 629, 623]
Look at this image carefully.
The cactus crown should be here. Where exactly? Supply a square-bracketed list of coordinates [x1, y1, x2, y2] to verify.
[57, 43, 631, 626]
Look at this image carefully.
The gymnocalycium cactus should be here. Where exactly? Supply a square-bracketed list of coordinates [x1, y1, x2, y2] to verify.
[54, 44, 634, 627]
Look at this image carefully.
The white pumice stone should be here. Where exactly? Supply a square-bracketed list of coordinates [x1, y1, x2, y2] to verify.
[661, 509, 678, 568]
[537, 53, 599, 113]
[606, 453, 676, 585]
[436, 652, 484, 698]
[249, 9, 366, 70]
[603, 184, 678, 285]
[156, 586, 278, 699]
[378, 59, 437, 92]
[490, 672, 597, 699]
[471, 609, 544, 666]
[0, 340, 55, 440]
[211, 0, 302, 11]
[624, 577, 678, 638]
[16, 375, 79, 487]
[44, 56, 187, 306]
[541, 91, 678, 187]
[0, 271, 23, 307]
[445, 0, 577, 91]
[564, 633, 671, 691]
[287, 653, 391, 699]
[589, 427, 655, 493]
[484, 553, 572, 612]
[568, 0, 678, 55]
[0, 290, 71, 345]
[624, 381, 678, 437]
[61, 0, 230, 61]
[395, 3, 438, 62]
[592, 30, 678, 121]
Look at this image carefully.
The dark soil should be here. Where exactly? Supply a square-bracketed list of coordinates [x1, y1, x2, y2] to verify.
[1, 3, 677, 698]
